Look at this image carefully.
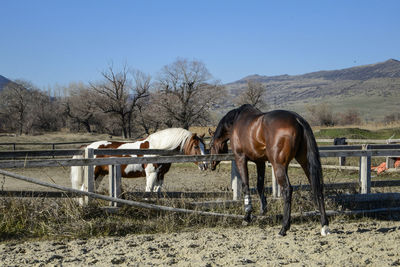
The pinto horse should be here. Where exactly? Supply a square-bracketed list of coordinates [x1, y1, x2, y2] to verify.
[71, 128, 207, 198]
[209, 104, 330, 236]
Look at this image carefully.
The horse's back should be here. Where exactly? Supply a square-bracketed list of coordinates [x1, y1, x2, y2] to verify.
[234, 109, 302, 139]
[232, 109, 304, 161]
[262, 110, 303, 134]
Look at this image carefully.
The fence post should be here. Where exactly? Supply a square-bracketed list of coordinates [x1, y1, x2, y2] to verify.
[109, 164, 121, 207]
[271, 165, 281, 198]
[386, 138, 396, 169]
[231, 160, 242, 200]
[359, 144, 371, 194]
[386, 157, 395, 169]
[339, 156, 346, 167]
[84, 148, 94, 205]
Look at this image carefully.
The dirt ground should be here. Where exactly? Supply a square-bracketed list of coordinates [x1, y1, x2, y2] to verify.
[1, 220, 400, 266]
[1, 164, 400, 266]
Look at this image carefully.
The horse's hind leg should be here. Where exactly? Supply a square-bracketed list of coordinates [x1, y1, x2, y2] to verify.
[273, 163, 293, 236]
[296, 153, 330, 236]
[256, 162, 267, 215]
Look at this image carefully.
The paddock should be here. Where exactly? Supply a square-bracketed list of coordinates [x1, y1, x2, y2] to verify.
[1, 141, 400, 265]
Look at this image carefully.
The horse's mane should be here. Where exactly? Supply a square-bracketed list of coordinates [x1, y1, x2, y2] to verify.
[145, 128, 192, 151]
[214, 104, 259, 140]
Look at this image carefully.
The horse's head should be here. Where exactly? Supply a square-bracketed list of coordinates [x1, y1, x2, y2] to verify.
[208, 128, 228, 171]
[184, 133, 208, 171]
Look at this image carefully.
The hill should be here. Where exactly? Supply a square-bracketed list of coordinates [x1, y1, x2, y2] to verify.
[0, 75, 11, 91]
[225, 59, 400, 122]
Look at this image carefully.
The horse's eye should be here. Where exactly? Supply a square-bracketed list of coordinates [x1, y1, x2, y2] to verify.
[194, 145, 199, 149]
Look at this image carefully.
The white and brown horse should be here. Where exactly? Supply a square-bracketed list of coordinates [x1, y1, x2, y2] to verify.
[71, 128, 207, 196]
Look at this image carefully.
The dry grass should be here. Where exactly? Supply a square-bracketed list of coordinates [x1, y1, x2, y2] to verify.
[0, 188, 339, 242]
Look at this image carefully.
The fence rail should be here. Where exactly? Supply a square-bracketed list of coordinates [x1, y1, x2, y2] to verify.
[317, 138, 400, 144]
[0, 148, 181, 159]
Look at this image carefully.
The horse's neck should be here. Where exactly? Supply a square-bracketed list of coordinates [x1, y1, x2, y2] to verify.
[216, 124, 232, 142]
[181, 138, 191, 155]
[146, 129, 191, 151]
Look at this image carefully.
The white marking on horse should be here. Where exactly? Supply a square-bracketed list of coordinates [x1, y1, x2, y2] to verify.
[321, 225, 331, 236]
[199, 141, 208, 168]
[145, 164, 157, 192]
[118, 142, 145, 173]
[87, 141, 112, 150]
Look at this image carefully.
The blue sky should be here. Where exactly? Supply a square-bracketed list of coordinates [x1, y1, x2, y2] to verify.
[1, 0, 399, 89]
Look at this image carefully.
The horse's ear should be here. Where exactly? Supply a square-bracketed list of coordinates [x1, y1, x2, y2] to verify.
[208, 128, 215, 136]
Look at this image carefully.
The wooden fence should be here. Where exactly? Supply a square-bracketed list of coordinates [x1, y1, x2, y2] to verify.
[1, 144, 400, 204]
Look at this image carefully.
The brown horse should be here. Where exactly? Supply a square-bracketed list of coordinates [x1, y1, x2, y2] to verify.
[209, 104, 330, 236]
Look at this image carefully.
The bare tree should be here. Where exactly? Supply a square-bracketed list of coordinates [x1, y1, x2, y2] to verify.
[338, 109, 361, 125]
[156, 58, 225, 129]
[90, 64, 150, 138]
[0, 80, 34, 135]
[0, 79, 63, 134]
[236, 80, 268, 110]
[134, 93, 161, 136]
[127, 70, 152, 136]
[28, 89, 63, 132]
[63, 82, 101, 133]
[306, 103, 337, 126]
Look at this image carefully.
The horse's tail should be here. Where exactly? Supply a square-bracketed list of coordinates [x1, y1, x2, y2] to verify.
[295, 115, 324, 204]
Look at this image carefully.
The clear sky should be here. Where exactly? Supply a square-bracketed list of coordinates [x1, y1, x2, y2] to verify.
[1, 0, 399, 89]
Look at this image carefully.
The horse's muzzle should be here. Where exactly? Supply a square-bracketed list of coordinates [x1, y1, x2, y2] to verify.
[210, 161, 217, 171]
[198, 162, 208, 171]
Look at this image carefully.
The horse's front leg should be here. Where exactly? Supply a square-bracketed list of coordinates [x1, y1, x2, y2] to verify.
[235, 154, 252, 222]
[256, 162, 267, 215]
[145, 164, 158, 192]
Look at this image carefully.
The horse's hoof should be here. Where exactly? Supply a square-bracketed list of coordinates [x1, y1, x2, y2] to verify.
[278, 229, 287, 236]
[244, 204, 253, 214]
[244, 212, 252, 223]
[321, 225, 331, 236]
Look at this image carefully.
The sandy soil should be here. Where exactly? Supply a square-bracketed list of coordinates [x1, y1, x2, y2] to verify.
[1, 220, 400, 266]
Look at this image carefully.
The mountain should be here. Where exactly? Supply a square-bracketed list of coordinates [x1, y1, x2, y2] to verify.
[225, 59, 400, 121]
[0, 75, 11, 91]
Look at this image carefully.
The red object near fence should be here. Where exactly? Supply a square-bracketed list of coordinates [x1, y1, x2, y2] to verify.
[371, 158, 400, 174]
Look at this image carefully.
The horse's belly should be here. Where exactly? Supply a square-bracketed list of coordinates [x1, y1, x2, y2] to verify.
[247, 153, 269, 162]
[123, 170, 146, 178]
[123, 164, 146, 178]
[236, 144, 268, 162]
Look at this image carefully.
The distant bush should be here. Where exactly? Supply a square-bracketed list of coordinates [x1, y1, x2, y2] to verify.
[306, 103, 337, 126]
[337, 109, 362, 126]
[384, 112, 400, 124]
